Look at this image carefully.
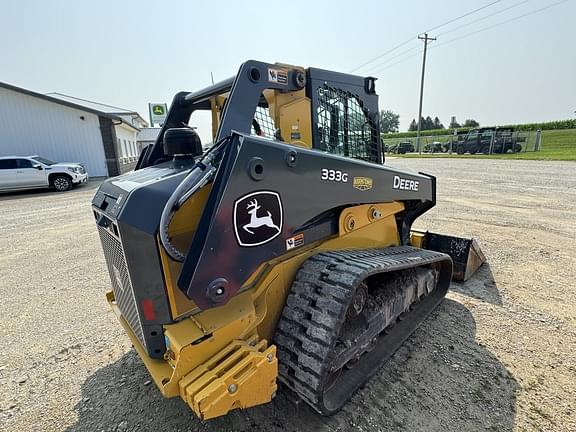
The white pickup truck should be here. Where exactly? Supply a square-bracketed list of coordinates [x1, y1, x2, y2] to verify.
[0, 155, 88, 192]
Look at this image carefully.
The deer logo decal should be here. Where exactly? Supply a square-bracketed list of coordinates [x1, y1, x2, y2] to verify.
[243, 199, 280, 234]
[233, 191, 283, 247]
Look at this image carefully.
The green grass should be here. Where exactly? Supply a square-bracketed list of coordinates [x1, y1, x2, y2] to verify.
[389, 129, 576, 161]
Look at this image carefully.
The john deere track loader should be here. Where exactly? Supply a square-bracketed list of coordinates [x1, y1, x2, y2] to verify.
[92, 60, 484, 419]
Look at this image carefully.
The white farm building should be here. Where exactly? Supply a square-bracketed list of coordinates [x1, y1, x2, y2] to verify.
[0, 82, 149, 177]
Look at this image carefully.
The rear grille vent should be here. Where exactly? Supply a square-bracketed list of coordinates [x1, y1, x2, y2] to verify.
[97, 225, 146, 348]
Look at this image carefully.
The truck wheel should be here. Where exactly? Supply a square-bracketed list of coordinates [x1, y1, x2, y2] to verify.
[514, 144, 522, 153]
[52, 175, 72, 192]
[456, 147, 464, 155]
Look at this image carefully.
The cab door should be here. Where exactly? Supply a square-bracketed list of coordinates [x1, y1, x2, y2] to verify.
[14, 158, 46, 187]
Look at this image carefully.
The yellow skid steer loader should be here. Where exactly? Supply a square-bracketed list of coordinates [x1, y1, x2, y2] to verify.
[92, 61, 484, 419]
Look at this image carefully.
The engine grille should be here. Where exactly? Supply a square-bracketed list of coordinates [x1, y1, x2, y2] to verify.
[97, 224, 146, 348]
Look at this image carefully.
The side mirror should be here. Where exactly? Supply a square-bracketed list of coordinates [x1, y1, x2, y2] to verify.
[33, 164, 43, 170]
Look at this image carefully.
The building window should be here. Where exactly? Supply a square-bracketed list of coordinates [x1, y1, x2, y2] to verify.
[116, 138, 124, 163]
[123, 139, 128, 163]
[117, 136, 141, 163]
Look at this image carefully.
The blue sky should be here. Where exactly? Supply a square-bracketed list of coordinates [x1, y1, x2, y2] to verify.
[1, 0, 574, 139]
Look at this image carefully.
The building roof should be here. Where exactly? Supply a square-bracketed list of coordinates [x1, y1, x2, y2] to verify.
[46, 93, 148, 129]
[0, 81, 147, 131]
[45, 93, 135, 114]
[137, 127, 161, 142]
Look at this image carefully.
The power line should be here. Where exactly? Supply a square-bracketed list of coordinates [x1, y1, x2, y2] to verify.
[360, 45, 422, 74]
[350, 0, 503, 73]
[350, 38, 414, 73]
[373, 50, 423, 73]
[433, 0, 569, 50]
[437, 0, 530, 37]
[424, 0, 502, 33]
[372, 0, 569, 74]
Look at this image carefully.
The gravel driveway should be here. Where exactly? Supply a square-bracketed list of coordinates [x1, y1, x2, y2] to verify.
[1, 159, 574, 432]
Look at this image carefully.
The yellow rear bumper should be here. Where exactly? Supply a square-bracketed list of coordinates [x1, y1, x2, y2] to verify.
[106, 290, 278, 420]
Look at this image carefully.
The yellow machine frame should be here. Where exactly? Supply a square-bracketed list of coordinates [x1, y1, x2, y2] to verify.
[107, 194, 405, 419]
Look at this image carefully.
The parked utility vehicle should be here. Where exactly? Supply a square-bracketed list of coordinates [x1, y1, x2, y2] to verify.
[454, 127, 524, 154]
[0, 155, 88, 192]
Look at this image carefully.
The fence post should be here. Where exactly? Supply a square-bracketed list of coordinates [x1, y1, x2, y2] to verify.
[526, 130, 531, 153]
[535, 129, 542, 152]
[489, 130, 495, 155]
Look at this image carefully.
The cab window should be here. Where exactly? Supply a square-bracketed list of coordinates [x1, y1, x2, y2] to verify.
[316, 85, 378, 161]
[16, 159, 33, 169]
[0, 159, 17, 169]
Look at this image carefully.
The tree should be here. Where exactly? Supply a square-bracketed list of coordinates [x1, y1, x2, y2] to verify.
[379, 110, 400, 133]
[463, 119, 480, 128]
[433, 117, 444, 129]
[408, 115, 445, 132]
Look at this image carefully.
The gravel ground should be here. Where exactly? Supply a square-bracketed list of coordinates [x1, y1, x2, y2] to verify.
[1, 159, 575, 432]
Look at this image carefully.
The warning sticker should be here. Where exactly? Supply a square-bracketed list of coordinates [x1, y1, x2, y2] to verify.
[286, 233, 305, 250]
[268, 68, 288, 85]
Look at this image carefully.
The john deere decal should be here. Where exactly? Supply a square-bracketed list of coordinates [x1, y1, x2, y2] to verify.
[233, 191, 283, 247]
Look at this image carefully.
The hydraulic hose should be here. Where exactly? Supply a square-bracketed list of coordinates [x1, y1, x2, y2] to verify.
[159, 137, 229, 262]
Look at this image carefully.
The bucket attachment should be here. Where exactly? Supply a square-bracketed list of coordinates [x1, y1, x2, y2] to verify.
[411, 230, 486, 281]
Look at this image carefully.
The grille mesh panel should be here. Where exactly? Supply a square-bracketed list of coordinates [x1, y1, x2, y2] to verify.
[97, 225, 146, 348]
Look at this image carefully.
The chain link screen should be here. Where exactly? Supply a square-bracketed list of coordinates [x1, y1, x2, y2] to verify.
[316, 85, 379, 162]
[251, 105, 276, 138]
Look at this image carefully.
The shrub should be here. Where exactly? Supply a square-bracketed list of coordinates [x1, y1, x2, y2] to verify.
[382, 119, 576, 139]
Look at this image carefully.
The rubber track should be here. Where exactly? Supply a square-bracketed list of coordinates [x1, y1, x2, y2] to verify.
[274, 246, 451, 414]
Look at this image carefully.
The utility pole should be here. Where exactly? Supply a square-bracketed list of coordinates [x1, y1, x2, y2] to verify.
[416, 33, 436, 154]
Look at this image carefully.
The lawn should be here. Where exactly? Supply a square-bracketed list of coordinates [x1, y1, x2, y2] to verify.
[389, 129, 576, 161]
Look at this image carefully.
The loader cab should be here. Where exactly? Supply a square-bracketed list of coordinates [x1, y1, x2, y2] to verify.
[137, 61, 383, 170]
